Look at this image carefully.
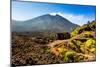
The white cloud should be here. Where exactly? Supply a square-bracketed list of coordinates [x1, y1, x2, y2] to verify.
[49, 12, 95, 26]
[49, 13, 58, 16]
[63, 13, 95, 26]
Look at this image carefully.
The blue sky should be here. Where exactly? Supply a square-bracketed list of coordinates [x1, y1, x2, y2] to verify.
[12, 1, 96, 25]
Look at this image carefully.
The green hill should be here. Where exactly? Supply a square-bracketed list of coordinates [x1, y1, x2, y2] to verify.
[71, 21, 96, 37]
[50, 20, 96, 62]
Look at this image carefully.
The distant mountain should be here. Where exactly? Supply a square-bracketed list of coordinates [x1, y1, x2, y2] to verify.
[11, 14, 79, 32]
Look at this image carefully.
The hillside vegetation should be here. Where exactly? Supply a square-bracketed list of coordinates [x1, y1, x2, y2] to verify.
[50, 21, 96, 62]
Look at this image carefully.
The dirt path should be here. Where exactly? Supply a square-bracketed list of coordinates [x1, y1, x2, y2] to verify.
[76, 53, 95, 61]
[47, 32, 85, 47]
[48, 40, 68, 47]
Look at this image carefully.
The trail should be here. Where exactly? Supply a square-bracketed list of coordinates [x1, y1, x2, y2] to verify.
[47, 34, 81, 47]
[76, 53, 95, 61]
[48, 40, 68, 47]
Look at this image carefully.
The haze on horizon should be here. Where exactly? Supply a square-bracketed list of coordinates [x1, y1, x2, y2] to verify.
[12, 1, 96, 25]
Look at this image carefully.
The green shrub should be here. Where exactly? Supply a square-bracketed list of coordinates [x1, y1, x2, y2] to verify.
[80, 38, 96, 54]
[80, 31, 94, 38]
[64, 51, 76, 62]
[85, 39, 95, 47]
[90, 48, 96, 53]
[80, 44, 85, 53]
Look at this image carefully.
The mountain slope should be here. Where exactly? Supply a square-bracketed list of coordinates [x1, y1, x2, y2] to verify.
[11, 14, 78, 32]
